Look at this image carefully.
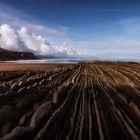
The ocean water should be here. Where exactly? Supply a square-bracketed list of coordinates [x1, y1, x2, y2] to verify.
[4, 58, 85, 64]
[4, 58, 139, 64]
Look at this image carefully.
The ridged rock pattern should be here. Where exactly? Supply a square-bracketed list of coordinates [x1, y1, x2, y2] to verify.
[0, 62, 140, 140]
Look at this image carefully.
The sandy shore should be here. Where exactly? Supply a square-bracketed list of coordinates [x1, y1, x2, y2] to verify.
[0, 62, 74, 71]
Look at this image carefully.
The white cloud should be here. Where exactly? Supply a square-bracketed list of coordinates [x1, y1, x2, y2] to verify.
[0, 24, 20, 50]
[0, 24, 77, 57]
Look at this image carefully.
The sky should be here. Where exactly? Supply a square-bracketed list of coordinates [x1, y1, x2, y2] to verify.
[0, 0, 140, 60]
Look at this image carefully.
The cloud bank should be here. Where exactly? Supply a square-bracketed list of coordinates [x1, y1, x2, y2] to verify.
[0, 5, 140, 60]
[0, 24, 76, 57]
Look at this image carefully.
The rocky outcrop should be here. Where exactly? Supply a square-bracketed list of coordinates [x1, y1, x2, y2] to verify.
[0, 62, 140, 140]
[1, 127, 33, 140]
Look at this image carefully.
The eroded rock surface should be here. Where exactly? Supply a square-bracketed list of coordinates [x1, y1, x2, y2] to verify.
[0, 62, 140, 140]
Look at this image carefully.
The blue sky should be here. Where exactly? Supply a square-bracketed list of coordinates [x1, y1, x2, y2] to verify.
[0, 0, 140, 60]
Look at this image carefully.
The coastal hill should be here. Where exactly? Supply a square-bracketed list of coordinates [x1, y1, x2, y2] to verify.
[0, 48, 38, 61]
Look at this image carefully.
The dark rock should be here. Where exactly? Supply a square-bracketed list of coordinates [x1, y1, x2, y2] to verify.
[29, 102, 56, 128]
[19, 112, 33, 126]
[0, 105, 14, 127]
[0, 122, 15, 137]
[11, 84, 18, 90]
[1, 127, 33, 140]
[17, 87, 27, 94]
[5, 90, 16, 95]
[0, 86, 10, 95]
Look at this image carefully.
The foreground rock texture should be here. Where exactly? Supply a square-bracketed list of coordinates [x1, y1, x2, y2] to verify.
[0, 62, 140, 140]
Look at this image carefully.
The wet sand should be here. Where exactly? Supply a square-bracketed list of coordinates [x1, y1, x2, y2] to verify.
[0, 62, 74, 71]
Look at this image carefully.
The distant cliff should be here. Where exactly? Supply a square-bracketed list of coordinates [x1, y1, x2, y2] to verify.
[0, 48, 38, 60]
